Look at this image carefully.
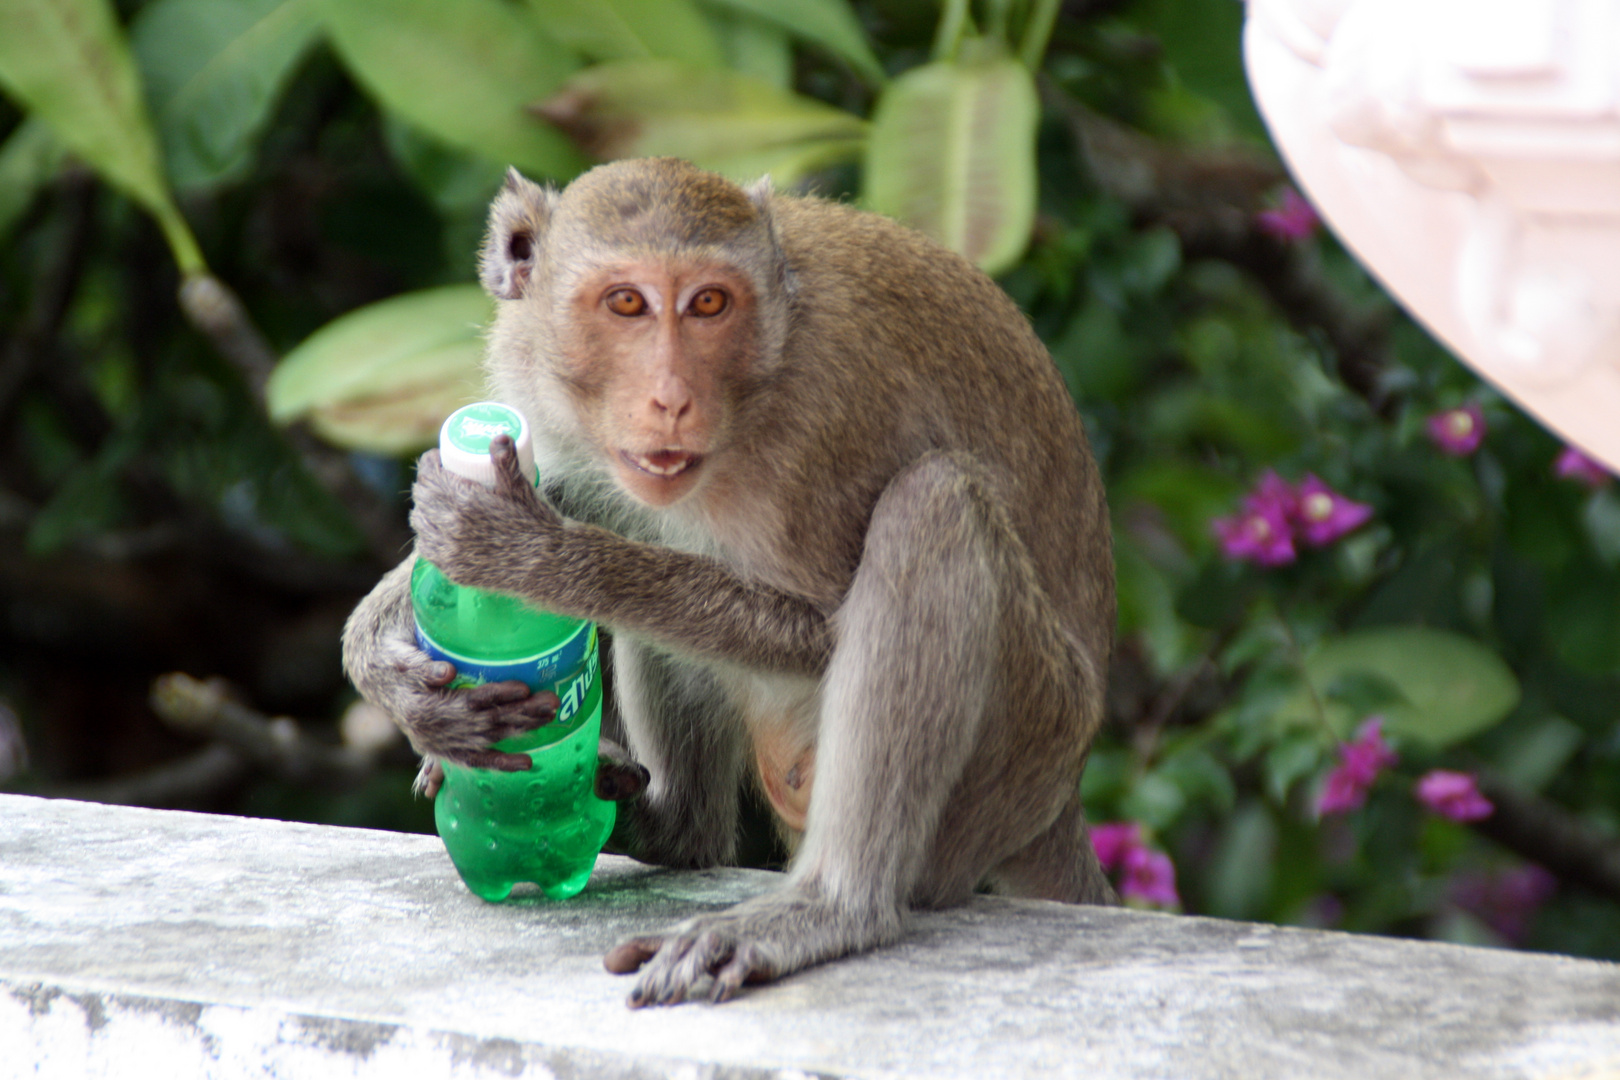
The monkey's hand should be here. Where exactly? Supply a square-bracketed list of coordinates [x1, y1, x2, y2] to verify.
[410, 434, 570, 600]
[360, 631, 562, 774]
[604, 885, 901, 1007]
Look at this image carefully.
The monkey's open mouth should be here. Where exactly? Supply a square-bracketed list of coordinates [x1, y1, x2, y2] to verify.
[622, 449, 702, 479]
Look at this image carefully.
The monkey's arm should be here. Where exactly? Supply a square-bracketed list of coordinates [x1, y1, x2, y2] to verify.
[410, 439, 833, 676]
[341, 555, 563, 773]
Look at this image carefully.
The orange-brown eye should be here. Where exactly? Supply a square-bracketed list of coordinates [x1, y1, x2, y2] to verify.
[688, 288, 728, 317]
[606, 288, 646, 316]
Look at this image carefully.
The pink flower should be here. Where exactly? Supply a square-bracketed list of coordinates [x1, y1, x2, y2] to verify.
[1427, 404, 1486, 457]
[1415, 770, 1493, 822]
[1555, 446, 1610, 489]
[1213, 470, 1299, 566]
[1257, 188, 1321, 243]
[1294, 474, 1374, 547]
[1090, 821, 1180, 908]
[1091, 821, 1141, 872]
[1213, 471, 1373, 567]
[1121, 845, 1180, 908]
[1451, 865, 1556, 943]
[1317, 717, 1398, 816]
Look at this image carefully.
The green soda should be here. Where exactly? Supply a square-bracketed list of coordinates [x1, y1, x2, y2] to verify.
[411, 401, 615, 902]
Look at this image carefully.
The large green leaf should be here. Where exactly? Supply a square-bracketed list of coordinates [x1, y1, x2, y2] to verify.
[863, 45, 1038, 276]
[0, 0, 203, 271]
[538, 60, 865, 186]
[0, 116, 63, 242]
[701, 0, 885, 86]
[1275, 627, 1521, 749]
[323, 0, 585, 181]
[712, 9, 792, 89]
[130, 0, 321, 192]
[268, 285, 492, 456]
[525, 0, 723, 67]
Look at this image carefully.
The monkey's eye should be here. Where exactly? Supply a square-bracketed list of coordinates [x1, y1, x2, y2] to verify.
[688, 288, 728, 317]
[605, 288, 647, 316]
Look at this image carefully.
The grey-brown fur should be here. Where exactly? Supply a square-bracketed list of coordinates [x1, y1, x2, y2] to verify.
[342, 158, 1116, 1006]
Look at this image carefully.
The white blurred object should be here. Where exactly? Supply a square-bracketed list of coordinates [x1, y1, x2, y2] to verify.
[341, 700, 401, 755]
[1246, 0, 1620, 470]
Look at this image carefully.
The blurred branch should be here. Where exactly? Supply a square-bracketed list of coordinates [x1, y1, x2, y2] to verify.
[149, 672, 377, 786]
[1474, 777, 1620, 905]
[176, 275, 412, 565]
[0, 170, 97, 432]
[44, 673, 391, 809]
[1048, 87, 1398, 417]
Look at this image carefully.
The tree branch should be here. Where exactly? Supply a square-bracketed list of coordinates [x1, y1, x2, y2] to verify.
[176, 274, 412, 564]
[1475, 776, 1620, 904]
[1048, 87, 1399, 416]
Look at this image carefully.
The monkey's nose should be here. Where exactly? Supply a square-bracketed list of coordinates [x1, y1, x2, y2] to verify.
[651, 375, 693, 423]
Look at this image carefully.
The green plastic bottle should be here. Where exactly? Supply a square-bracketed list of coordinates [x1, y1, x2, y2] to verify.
[411, 401, 615, 902]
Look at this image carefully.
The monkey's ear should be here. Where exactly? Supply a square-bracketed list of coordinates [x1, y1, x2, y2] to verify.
[743, 175, 774, 217]
[480, 167, 557, 300]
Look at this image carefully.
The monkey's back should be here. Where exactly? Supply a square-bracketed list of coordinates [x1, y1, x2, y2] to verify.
[762, 195, 1114, 653]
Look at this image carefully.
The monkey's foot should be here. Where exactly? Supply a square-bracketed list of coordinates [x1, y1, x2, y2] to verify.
[604, 886, 902, 1007]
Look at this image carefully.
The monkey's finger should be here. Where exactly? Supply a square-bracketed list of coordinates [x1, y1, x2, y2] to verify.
[604, 937, 663, 975]
[487, 434, 535, 503]
[420, 760, 446, 798]
[414, 447, 444, 480]
[595, 760, 650, 802]
[462, 682, 558, 711]
[419, 661, 458, 689]
[710, 945, 771, 1004]
[454, 749, 533, 771]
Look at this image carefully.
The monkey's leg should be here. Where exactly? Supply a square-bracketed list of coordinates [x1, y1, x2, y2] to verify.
[986, 788, 1118, 904]
[609, 452, 1102, 1005]
[606, 636, 748, 869]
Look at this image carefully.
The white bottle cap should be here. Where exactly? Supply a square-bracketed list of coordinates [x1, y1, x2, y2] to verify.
[437, 402, 538, 489]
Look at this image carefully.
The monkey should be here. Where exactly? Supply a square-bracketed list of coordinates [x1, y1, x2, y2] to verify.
[341, 157, 1117, 1007]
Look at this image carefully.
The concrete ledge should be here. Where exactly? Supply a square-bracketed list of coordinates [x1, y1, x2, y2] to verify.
[3, 793, 1619, 1079]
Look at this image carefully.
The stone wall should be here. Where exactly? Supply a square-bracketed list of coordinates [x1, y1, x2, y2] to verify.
[4, 794, 1618, 1078]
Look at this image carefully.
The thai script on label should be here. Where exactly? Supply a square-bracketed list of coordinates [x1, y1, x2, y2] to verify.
[555, 646, 600, 725]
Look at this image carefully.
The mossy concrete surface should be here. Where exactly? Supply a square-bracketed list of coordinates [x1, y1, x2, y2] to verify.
[3, 793, 1619, 1079]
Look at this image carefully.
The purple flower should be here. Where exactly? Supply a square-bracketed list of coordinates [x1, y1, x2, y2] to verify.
[1555, 446, 1611, 489]
[1090, 821, 1180, 908]
[1091, 821, 1141, 872]
[1415, 770, 1493, 822]
[1294, 474, 1374, 547]
[1427, 404, 1486, 457]
[1451, 865, 1556, 943]
[1120, 845, 1180, 908]
[1317, 717, 1398, 816]
[1257, 188, 1322, 243]
[1213, 471, 1299, 566]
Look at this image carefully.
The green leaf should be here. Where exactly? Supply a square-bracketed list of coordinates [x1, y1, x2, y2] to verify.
[538, 60, 865, 186]
[712, 9, 793, 89]
[863, 45, 1038, 276]
[0, 0, 203, 271]
[701, 0, 885, 86]
[1276, 627, 1521, 748]
[323, 0, 585, 180]
[525, 0, 724, 67]
[130, 0, 321, 192]
[1121, 0, 1266, 143]
[0, 116, 64, 242]
[268, 285, 492, 456]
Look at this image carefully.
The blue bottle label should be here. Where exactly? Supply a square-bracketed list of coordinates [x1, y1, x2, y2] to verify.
[414, 620, 595, 696]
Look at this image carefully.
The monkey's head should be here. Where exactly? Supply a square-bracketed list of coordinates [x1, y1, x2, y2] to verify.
[479, 159, 792, 510]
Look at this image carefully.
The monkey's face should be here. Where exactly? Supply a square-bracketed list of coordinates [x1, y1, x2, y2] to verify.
[560, 258, 758, 509]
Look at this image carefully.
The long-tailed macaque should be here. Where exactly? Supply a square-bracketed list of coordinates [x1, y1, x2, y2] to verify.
[342, 157, 1116, 1007]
